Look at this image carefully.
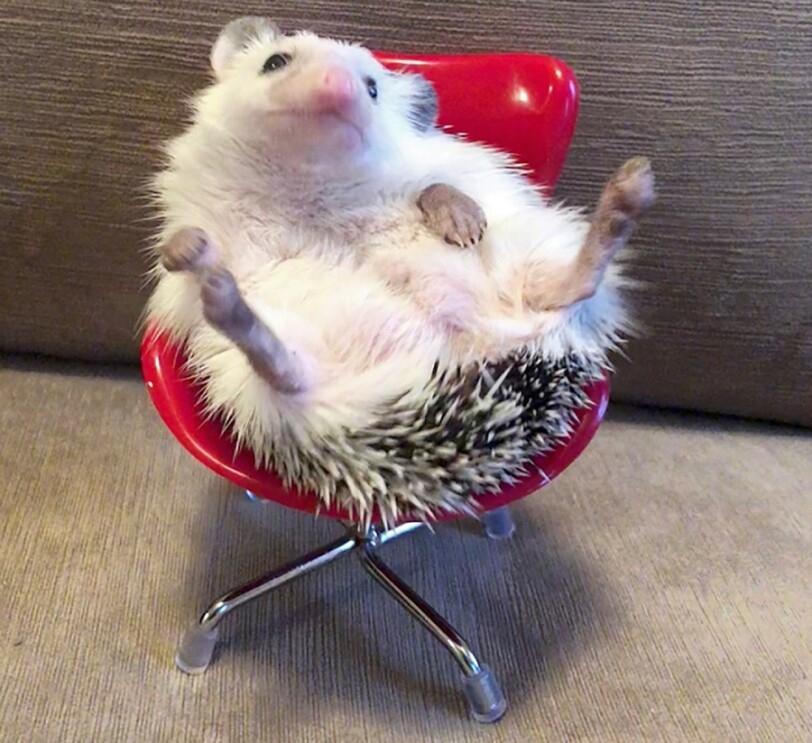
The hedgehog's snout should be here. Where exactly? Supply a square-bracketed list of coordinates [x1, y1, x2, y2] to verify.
[315, 65, 356, 109]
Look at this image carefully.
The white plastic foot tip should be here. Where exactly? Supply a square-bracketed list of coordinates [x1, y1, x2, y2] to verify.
[483, 508, 516, 541]
[175, 625, 219, 675]
[461, 665, 507, 723]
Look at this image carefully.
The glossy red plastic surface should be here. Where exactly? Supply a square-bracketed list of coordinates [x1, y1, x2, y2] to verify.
[140, 51, 607, 524]
[374, 52, 579, 191]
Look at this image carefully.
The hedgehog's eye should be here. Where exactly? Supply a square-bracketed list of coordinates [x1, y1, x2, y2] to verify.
[262, 53, 292, 74]
[364, 76, 378, 100]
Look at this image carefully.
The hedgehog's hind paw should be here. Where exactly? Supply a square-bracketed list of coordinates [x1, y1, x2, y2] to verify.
[533, 157, 656, 312]
[201, 267, 306, 394]
[161, 227, 218, 273]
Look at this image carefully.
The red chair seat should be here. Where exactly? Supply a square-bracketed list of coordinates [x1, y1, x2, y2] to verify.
[140, 51, 610, 524]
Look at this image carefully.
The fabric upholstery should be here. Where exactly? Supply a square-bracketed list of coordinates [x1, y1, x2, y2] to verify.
[1, 1, 810, 425]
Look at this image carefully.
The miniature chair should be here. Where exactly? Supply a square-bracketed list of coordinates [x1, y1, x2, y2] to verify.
[141, 51, 607, 724]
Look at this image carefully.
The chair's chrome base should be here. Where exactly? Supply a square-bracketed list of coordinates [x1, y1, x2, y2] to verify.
[176, 506, 511, 724]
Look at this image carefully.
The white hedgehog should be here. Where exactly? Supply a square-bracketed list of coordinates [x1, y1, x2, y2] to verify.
[143, 16, 655, 525]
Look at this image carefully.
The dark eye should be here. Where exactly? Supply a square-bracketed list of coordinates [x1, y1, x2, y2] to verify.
[262, 53, 292, 74]
[364, 76, 378, 100]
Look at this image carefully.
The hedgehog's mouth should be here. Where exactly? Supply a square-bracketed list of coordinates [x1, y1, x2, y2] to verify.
[274, 109, 367, 148]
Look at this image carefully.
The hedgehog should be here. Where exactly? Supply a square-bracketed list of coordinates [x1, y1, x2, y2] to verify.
[143, 17, 655, 527]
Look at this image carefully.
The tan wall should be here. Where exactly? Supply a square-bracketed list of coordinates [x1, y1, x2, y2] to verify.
[1, 1, 810, 425]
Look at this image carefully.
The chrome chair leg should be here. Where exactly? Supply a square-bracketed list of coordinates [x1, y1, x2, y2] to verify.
[370, 520, 426, 545]
[176, 534, 356, 674]
[357, 537, 507, 723]
[177, 518, 507, 723]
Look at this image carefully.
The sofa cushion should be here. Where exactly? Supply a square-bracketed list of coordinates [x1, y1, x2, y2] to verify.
[1, 2, 809, 425]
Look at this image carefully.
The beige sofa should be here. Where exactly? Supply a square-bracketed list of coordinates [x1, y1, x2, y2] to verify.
[1, 3, 810, 741]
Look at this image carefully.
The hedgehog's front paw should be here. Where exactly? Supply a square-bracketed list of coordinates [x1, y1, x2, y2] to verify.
[418, 183, 487, 248]
[161, 227, 218, 273]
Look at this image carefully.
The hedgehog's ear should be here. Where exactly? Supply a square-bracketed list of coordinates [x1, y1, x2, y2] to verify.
[211, 16, 281, 79]
[406, 74, 439, 132]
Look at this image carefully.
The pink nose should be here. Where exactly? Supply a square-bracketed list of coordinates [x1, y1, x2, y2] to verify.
[317, 66, 356, 107]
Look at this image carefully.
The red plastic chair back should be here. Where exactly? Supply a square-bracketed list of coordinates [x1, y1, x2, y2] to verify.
[376, 52, 578, 192]
[141, 51, 609, 523]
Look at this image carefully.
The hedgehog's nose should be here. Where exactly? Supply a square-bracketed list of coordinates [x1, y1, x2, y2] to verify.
[317, 66, 356, 108]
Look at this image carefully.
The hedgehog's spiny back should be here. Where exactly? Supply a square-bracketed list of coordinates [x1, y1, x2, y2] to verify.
[205, 347, 603, 527]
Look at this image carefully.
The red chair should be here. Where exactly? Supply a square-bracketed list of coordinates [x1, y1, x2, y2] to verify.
[141, 51, 608, 724]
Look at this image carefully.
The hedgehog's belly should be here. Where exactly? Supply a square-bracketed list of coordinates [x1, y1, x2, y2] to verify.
[364, 228, 552, 360]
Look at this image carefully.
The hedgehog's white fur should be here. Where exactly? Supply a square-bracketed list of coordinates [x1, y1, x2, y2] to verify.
[143, 19, 633, 521]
